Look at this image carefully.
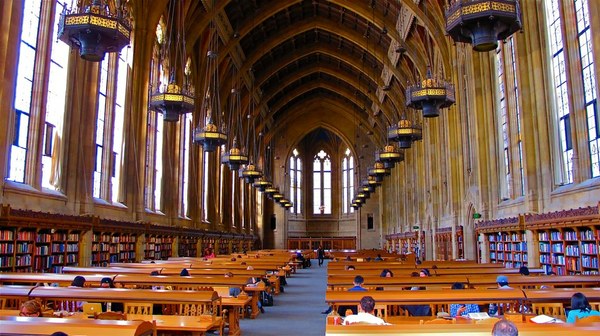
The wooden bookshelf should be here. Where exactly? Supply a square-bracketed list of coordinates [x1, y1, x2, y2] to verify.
[525, 205, 599, 275]
[385, 231, 424, 260]
[286, 237, 356, 250]
[178, 235, 198, 257]
[475, 215, 525, 267]
[144, 234, 173, 260]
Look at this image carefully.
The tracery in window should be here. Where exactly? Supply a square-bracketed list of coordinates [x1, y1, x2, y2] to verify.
[342, 148, 354, 214]
[545, 0, 573, 184]
[313, 149, 331, 214]
[574, 0, 599, 177]
[289, 148, 302, 214]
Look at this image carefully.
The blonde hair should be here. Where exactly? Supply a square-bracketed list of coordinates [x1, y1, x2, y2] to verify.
[21, 299, 42, 315]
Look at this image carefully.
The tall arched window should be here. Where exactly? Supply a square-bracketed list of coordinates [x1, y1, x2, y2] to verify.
[313, 149, 331, 214]
[495, 37, 524, 200]
[145, 21, 165, 211]
[10, 0, 70, 189]
[574, 0, 599, 177]
[289, 148, 302, 214]
[545, 0, 573, 184]
[342, 148, 354, 214]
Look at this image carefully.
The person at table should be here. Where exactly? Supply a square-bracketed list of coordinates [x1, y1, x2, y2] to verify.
[339, 276, 368, 316]
[566, 292, 600, 323]
[99, 277, 123, 313]
[496, 275, 512, 289]
[374, 254, 383, 261]
[376, 269, 393, 291]
[180, 268, 190, 276]
[70, 275, 86, 288]
[203, 247, 215, 259]
[20, 299, 43, 317]
[519, 266, 530, 276]
[492, 319, 519, 336]
[405, 271, 431, 317]
[448, 282, 480, 317]
[66, 275, 86, 312]
[224, 272, 242, 297]
[342, 296, 388, 325]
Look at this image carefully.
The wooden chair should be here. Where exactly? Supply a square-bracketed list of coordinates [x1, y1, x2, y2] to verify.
[124, 302, 153, 315]
[0, 298, 5, 309]
[178, 303, 212, 316]
[575, 315, 600, 323]
[531, 303, 564, 319]
[590, 302, 600, 311]
[94, 311, 127, 320]
[373, 304, 388, 321]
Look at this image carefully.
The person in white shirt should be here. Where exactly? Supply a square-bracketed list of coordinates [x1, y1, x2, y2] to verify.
[342, 296, 388, 325]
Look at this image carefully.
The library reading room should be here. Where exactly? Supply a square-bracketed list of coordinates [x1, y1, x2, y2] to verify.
[1, 0, 600, 335]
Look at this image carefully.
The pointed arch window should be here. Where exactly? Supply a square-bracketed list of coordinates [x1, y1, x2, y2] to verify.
[545, 0, 573, 184]
[289, 148, 302, 214]
[313, 149, 331, 214]
[342, 148, 354, 214]
[574, 0, 599, 177]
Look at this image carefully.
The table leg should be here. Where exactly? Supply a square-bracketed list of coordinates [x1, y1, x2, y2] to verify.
[228, 307, 241, 336]
[250, 295, 260, 319]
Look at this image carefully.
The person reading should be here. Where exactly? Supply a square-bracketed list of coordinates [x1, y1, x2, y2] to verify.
[20, 300, 42, 317]
[342, 296, 388, 325]
[491, 319, 519, 336]
[448, 282, 480, 317]
[566, 292, 600, 323]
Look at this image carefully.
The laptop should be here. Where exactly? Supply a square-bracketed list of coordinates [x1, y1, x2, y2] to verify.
[82, 303, 103, 316]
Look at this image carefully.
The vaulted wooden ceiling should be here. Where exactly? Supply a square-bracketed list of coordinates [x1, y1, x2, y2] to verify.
[172, 0, 453, 147]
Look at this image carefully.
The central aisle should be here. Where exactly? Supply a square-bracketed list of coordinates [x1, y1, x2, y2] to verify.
[238, 259, 329, 336]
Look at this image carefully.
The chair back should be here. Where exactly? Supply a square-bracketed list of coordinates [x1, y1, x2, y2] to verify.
[531, 303, 564, 319]
[124, 302, 153, 315]
[373, 304, 388, 321]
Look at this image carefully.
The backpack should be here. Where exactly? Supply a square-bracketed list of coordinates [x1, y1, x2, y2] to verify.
[261, 291, 274, 306]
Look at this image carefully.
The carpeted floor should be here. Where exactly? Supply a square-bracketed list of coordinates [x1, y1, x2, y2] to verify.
[237, 259, 328, 336]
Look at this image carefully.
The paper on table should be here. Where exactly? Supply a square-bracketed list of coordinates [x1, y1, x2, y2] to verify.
[467, 312, 491, 320]
[530, 314, 564, 323]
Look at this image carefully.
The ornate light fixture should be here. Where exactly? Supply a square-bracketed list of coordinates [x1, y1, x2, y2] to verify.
[58, 0, 131, 62]
[446, 0, 522, 52]
[149, 1, 194, 122]
[368, 161, 390, 183]
[253, 179, 271, 192]
[221, 77, 248, 170]
[406, 66, 455, 118]
[376, 144, 403, 169]
[193, 22, 227, 151]
[388, 109, 423, 149]
[241, 163, 262, 184]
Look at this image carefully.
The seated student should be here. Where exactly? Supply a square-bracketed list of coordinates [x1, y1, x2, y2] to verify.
[374, 254, 384, 261]
[519, 266, 530, 276]
[376, 269, 393, 291]
[20, 299, 43, 317]
[492, 319, 519, 336]
[224, 272, 242, 297]
[343, 296, 388, 325]
[339, 276, 368, 316]
[99, 277, 123, 313]
[180, 268, 190, 276]
[404, 271, 431, 317]
[346, 265, 356, 271]
[67, 276, 86, 312]
[567, 292, 600, 323]
[448, 282, 480, 317]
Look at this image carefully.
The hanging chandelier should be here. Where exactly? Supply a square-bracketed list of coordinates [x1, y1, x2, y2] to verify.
[241, 164, 262, 184]
[149, 0, 195, 122]
[240, 95, 263, 183]
[406, 67, 455, 118]
[376, 144, 403, 169]
[368, 161, 390, 183]
[445, 0, 522, 52]
[193, 22, 227, 151]
[58, 0, 131, 62]
[360, 179, 376, 193]
[222, 80, 248, 170]
[388, 112, 422, 149]
[253, 179, 272, 192]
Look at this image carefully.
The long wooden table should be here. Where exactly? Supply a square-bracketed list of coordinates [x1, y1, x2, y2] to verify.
[127, 314, 221, 336]
[0, 315, 154, 336]
[327, 261, 503, 269]
[327, 268, 544, 276]
[0, 273, 115, 286]
[326, 275, 600, 291]
[326, 323, 600, 335]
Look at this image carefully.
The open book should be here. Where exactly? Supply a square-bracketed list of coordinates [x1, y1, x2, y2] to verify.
[530, 314, 564, 323]
[467, 312, 491, 320]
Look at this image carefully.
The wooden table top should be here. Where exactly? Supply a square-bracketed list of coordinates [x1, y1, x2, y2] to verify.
[127, 314, 220, 333]
[0, 273, 115, 285]
[325, 289, 527, 304]
[0, 315, 154, 336]
[1, 285, 221, 304]
[326, 323, 600, 335]
[524, 288, 600, 301]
